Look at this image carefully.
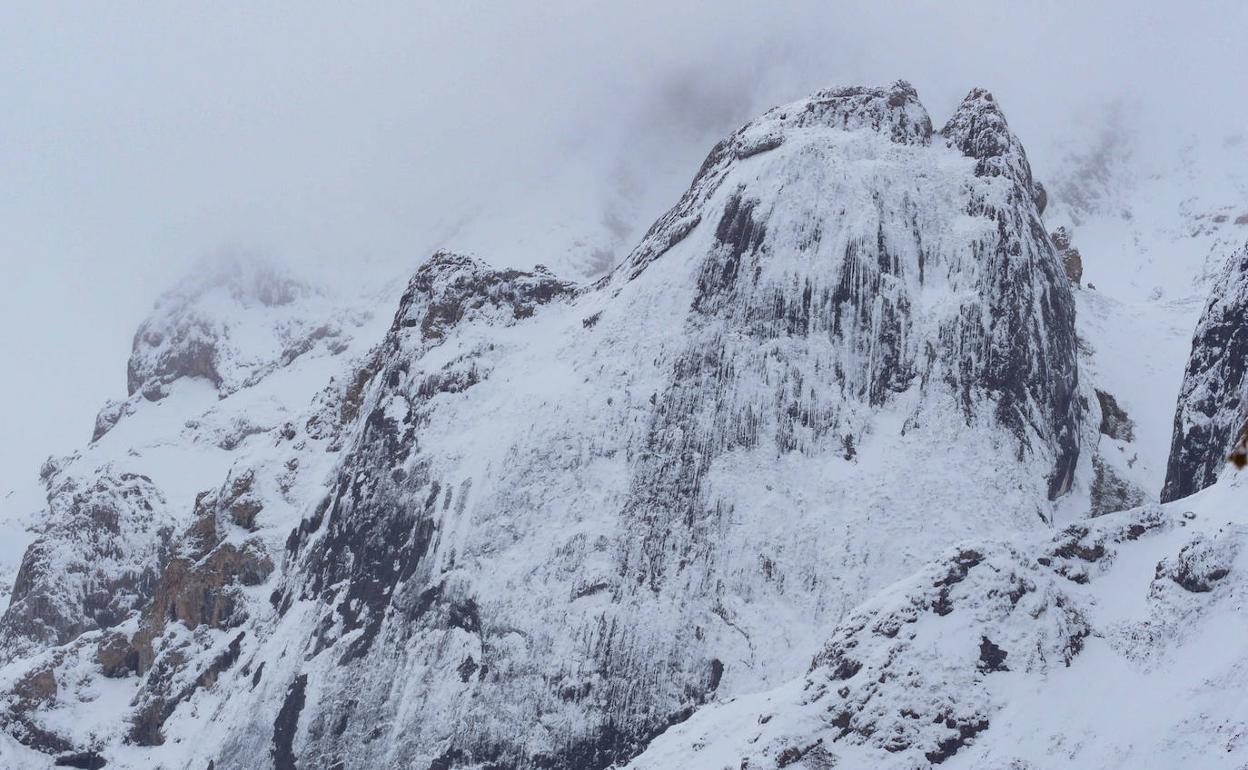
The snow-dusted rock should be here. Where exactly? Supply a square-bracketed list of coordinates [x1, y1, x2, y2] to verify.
[1051, 226, 1084, 284]
[0, 253, 390, 764]
[1162, 241, 1248, 502]
[0, 463, 174, 657]
[122, 259, 354, 407]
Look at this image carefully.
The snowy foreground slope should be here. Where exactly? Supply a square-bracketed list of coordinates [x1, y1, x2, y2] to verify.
[2, 82, 1247, 769]
[625, 475, 1248, 770]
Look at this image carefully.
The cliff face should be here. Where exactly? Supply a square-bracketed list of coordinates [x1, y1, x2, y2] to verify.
[0, 83, 1086, 770]
[0, 465, 173, 657]
[1162, 242, 1248, 502]
[207, 82, 1078, 770]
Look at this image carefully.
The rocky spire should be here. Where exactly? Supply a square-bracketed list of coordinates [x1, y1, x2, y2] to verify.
[942, 87, 1081, 498]
[941, 87, 1050, 214]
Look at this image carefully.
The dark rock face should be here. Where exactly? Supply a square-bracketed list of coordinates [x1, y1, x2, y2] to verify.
[123, 469, 274, 746]
[126, 266, 302, 397]
[91, 398, 137, 442]
[940, 89, 1082, 499]
[133, 532, 271, 672]
[393, 251, 577, 343]
[619, 87, 1080, 629]
[1, 664, 67, 757]
[289, 252, 575, 662]
[128, 630, 247, 747]
[0, 468, 172, 655]
[1031, 180, 1048, 216]
[271, 674, 307, 770]
[254, 254, 580, 768]
[977, 636, 1009, 672]
[1095, 389, 1134, 442]
[1162, 243, 1248, 502]
[127, 320, 223, 399]
[1088, 388, 1144, 516]
[1050, 227, 1084, 284]
[53, 751, 107, 769]
[1090, 456, 1147, 517]
[96, 631, 139, 678]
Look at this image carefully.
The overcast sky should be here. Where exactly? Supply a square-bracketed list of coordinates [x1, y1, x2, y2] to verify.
[2, 2, 1246, 499]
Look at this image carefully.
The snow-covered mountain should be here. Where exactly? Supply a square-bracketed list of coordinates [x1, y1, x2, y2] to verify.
[2, 81, 1246, 770]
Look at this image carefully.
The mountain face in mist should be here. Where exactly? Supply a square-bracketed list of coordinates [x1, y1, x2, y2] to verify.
[226, 82, 1078, 770]
[1, 82, 1246, 770]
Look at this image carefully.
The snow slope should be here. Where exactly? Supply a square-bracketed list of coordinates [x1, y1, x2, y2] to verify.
[626, 473, 1248, 770]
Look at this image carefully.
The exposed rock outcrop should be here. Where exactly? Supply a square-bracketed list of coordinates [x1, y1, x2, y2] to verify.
[625, 511, 1187, 770]
[127, 470, 275, 745]
[1090, 455, 1147, 516]
[126, 260, 351, 403]
[1154, 530, 1237, 594]
[1, 259, 377, 761]
[1051, 226, 1084, 284]
[1095, 388, 1134, 441]
[0, 466, 174, 656]
[939, 88, 1081, 498]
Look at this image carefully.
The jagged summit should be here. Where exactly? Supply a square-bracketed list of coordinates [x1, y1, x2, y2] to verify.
[613, 81, 1078, 499]
[941, 87, 1050, 214]
[388, 250, 577, 344]
[943, 89, 1021, 169]
[243, 82, 1080, 768]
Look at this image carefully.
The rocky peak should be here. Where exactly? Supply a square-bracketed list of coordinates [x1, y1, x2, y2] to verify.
[755, 80, 933, 146]
[389, 250, 577, 345]
[0, 465, 174, 656]
[942, 88, 1048, 213]
[1, 82, 1095, 770]
[124, 259, 352, 403]
[253, 82, 1090, 770]
[941, 89, 1023, 174]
